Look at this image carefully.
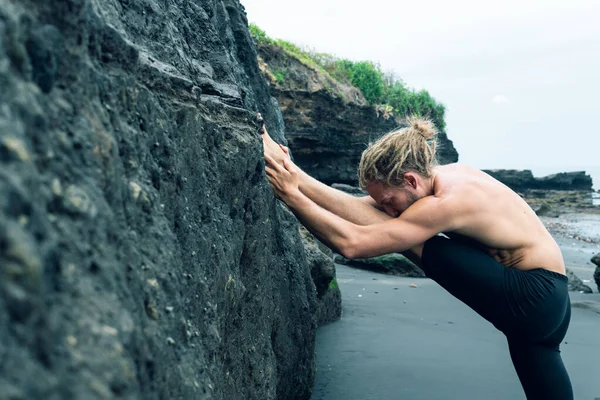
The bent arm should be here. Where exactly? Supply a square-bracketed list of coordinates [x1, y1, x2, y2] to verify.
[297, 169, 392, 225]
[262, 131, 390, 225]
[283, 190, 455, 260]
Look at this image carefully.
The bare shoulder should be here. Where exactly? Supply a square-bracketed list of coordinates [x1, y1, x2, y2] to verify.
[434, 164, 494, 189]
[400, 193, 463, 232]
[429, 164, 501, 225]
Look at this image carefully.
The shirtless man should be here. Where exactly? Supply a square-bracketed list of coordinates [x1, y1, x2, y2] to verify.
[262, 117, 572, 400]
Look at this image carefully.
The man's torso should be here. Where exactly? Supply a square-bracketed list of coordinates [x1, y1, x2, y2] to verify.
[433, 164, 565, 274]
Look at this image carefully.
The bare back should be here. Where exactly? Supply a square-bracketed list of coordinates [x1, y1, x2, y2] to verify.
[433, 164, 565, 274]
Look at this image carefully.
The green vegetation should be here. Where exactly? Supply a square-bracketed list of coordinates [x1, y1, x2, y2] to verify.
[249, 24, 446, 130]
[249, 24, 320, 69]
[272, 68, 286, 84]
[328, 278, 339, 290]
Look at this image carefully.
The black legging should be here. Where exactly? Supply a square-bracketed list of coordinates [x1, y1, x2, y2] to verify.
[421, 235, 573, 400]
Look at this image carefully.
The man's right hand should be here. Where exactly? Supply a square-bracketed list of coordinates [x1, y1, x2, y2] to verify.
[262, 128, 290, 166]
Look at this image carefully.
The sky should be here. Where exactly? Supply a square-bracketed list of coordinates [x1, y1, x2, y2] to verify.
[241, 0, 600, 186]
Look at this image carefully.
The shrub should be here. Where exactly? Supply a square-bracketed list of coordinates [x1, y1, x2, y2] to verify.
[249, 24, 446, 130]
[249, 24, 270, 45]
[272, 68, 286, 84]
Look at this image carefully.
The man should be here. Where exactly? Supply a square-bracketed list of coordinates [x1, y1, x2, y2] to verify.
[262, 117, 572, 400]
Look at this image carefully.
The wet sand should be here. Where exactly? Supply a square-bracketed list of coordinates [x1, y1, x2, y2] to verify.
[312, 265, 600, 400]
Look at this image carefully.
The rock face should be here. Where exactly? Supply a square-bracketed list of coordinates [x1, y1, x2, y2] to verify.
[0, 1, 320, 399]
[334, 254, 425, 278]
[592, 254, 600, 292]
[483, 170, 593, 192]
[299, 227, 342, 326]
[256, 44, 459, 185]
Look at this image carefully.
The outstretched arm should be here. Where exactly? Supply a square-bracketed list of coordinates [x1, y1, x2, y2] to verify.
[262, 129, 390, 225]
[264, 155, 452, 259]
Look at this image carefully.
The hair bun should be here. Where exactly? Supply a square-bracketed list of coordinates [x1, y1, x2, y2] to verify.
[407, 116, 438, 140]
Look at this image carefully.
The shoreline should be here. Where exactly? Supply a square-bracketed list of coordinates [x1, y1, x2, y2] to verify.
[540, 211, 600, 293]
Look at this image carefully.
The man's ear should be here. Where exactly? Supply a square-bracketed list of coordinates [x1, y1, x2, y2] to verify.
[404, 172, 418, 189]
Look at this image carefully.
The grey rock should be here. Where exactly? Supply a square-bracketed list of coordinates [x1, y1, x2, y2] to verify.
[566, 269, 593, 293]
[26, 24, 62, 93]
[484, 170, 593, 192]
[334, 253, 426, 278]
[0, 1, 319, 399]
[299, 226, 342, 326]
[534, 202, 560, 218]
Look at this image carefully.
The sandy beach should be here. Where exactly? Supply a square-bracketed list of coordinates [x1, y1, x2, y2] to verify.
[542, 213, 600, 292]
[312, 214, 600, 400]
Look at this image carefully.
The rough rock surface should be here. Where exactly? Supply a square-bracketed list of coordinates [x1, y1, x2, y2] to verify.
[299, 226, 342, 326]
[592, 254, 600, 292]
[334, 254, 425, 278]
[0, 1, 320, 399]
[256, 43, 459, 185]
[566, 269, 593, 293]
[483, 170, 593, 192]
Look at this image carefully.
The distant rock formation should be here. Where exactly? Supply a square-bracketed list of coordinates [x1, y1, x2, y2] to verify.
[256, 44, 459, 185]
[483, 170, 593, 192]
[0, 1, 327, 398]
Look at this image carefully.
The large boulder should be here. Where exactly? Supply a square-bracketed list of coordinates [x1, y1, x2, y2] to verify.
[256, 43, 459, 186]
[0, 1, 319, 399]
[334, 253, 425, 278]
[592, 254, 600, 292]
[566, 269, 593, 293]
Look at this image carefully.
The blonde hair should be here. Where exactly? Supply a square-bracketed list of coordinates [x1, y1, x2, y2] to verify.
[358, 116, 439, 190]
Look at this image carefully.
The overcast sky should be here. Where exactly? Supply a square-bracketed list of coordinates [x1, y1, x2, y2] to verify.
[241, 0, 600, 184]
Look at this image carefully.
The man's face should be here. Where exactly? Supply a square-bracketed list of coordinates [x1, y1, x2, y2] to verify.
[366, 181, 421, 218]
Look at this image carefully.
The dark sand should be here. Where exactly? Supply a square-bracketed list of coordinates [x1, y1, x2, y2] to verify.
[312, 212, 600, 399]
[312, 265, 600, 399]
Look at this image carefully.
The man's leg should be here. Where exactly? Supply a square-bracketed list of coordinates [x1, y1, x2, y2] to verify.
[421, 235, 573, 398]
[420, 235, 510, 328]
[508, 339, 573, 400]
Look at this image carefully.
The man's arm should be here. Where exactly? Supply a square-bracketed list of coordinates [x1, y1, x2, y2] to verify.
[281, 188, 452, 260]
[262, 131, 390, 225]
[265, 155, 456, 259]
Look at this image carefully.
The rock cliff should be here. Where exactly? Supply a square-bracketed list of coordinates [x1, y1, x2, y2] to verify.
[256, 43, 459, 185]
[0, 1, 327, 399]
